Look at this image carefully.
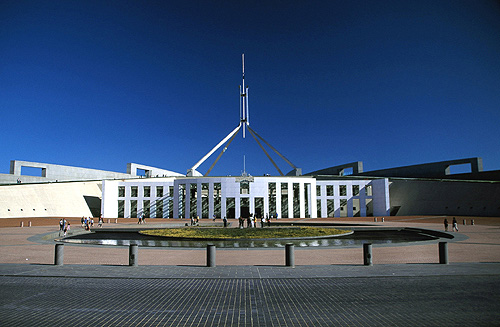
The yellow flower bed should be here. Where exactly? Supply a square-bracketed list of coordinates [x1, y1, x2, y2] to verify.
[140, 227, 350, 240]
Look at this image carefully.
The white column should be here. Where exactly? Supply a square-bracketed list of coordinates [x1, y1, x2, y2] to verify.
[276, 182, 281, 218]
[209, 182, 214, 219]
[173, 184, 179, 219]
[236, 195, 241, 219]
[185, 184, 190, 219]
[299, 182, 305, 218]
[250, 196, 255, 216]
[334, 198, 340, 217]
[197, 182, 202, 218]
[264, 185, 269, 218]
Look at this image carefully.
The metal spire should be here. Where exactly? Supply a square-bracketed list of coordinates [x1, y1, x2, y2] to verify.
[187, 54, 300, 177]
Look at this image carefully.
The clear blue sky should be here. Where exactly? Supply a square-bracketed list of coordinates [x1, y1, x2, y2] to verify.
[1, 1, 500, 177]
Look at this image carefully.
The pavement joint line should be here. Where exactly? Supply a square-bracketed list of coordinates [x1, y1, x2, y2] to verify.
[3, 274, 500, 280]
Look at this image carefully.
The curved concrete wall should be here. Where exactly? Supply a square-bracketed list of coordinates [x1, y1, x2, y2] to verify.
[389, 179, 500, 216]
[0, 181, 102, 218]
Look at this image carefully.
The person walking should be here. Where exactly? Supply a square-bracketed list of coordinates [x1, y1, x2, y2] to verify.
[64, 223, 70, 237]
[59, 219, 64, 236]
[223, 216, 228, 228]
[452, 217, 459, 232]
[444, 218, 449, 231]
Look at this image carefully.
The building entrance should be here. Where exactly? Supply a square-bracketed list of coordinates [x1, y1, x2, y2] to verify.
[240, 198, 250, 218]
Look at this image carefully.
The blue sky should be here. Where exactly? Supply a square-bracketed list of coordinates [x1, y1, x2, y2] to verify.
[1, 1, 500, 177]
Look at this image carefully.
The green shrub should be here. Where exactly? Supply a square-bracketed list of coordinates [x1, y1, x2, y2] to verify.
[140, 227, 349, 240]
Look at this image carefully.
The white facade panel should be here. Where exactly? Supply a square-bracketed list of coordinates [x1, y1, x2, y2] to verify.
[101, 176, 389, 219]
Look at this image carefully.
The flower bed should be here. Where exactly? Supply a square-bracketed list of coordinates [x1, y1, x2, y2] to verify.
[140, 227, 351, 240]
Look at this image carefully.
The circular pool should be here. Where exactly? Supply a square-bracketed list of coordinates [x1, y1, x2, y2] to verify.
[61, 227, 452, 248]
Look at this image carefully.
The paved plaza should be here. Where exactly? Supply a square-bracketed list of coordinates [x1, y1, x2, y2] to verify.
[1, 216, 499, 326]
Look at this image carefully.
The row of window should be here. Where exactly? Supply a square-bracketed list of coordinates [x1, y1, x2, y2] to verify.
[317, 184, 372, 197]
[117, 197, 374, 219]
[119, 185, 173, 198]
[119, 183, 372, 199]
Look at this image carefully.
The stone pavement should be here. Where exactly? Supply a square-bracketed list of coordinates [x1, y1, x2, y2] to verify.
[0, 216, 499, 325]
[1, 263, 499, 326]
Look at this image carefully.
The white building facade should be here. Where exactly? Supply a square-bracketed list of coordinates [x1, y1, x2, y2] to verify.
[101, 176, 390, 219]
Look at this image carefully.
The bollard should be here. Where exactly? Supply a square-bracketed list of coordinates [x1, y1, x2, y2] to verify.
[28, 221, 32, 227]
[207, 244, 216, 267]
[363, 243, 373, 266]
[471, 219, 474, 226]
[20, 221, 24, 227]
[285, 243, 295, 267]
[463, 219, 466, 225]
[439, 242, 448, 264]
[55, 243, 64, 265]
[382, 217, 385, 223]
[115, 218, 118, 224]
[107, 219, 110, 224]
[129, 244, 138, 266]
[374, 217, 377, 222]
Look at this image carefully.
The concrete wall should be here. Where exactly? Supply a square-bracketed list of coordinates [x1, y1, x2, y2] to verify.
[358, 158, 483, 179]
[3, 160, 132, 184]
[0, 181, 102, 218]
[127, 163, 184, 177]
[389, 178, 500, 216]
[1, 160, 183, 185]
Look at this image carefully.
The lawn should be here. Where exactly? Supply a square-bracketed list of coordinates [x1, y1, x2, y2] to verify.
[140, 227, 350, 240]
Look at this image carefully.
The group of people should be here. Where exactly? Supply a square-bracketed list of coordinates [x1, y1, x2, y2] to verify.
[190, 216, 200, 226]
[58, 218, 70, 236]
[238, 214, 272, 229]
[81, 216, 104, 230]
[137, 215, 147, 224]
[444, 217, 459, 232]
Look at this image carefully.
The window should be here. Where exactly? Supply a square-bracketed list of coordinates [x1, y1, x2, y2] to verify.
[156, 200, 163, 218]
[316, 185, 321, 196]
[131, 200, 138, 218]
[304, 183, 310, 218]
[353, 185, 359, 196]
[202, 183, 209, 218]
[340, 199, 347, 217]
[178, 184, 186, 218]
[190, 184, 197, 218]
[118, 200, 124, 218]
[268, 183, 276, 216]
[327, 199, 335, 217]
[118, 186, 125, 198]
[240, 181, 250, 194]
[293, 183, 300, 218]
[144, 186, 151, 197]
[156, 186, 163, 198]
[131, 186, 138, 198]
[226, 198, 235, 218]
[366, 185, 373, 196]
[214, 183, 221, 218]
[339, 185, 347, 196]
[143, 200, 150, 218]
[281, 183, 288, 218]
[326, 185, 334, 196]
